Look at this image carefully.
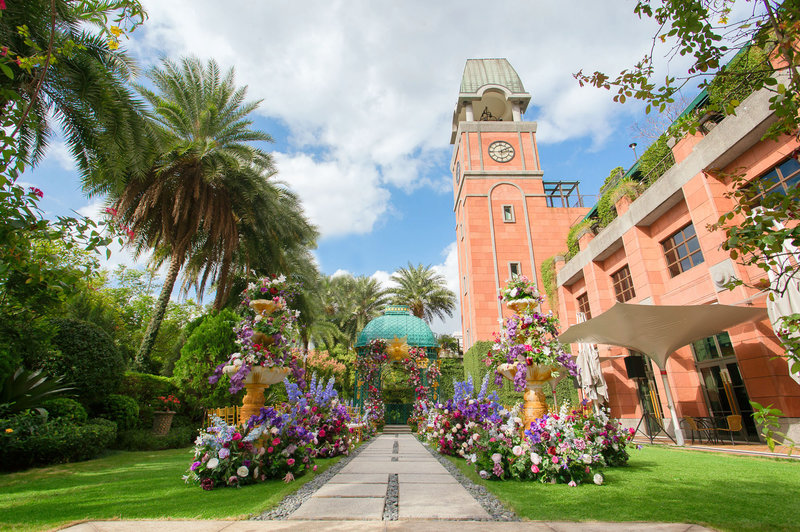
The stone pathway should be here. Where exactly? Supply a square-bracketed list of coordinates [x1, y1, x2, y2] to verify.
[289, 425, 489, 520]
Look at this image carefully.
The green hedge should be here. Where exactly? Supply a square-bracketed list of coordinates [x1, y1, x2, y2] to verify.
[436, 358, 465, 402]
[113, 426, 197, 451]
[0, 414, 117, 471]
[635, 135, 672, 183]
[118, 371, 179, 406]
[100, 394, 140, 430]
[463, 341, 522, 408]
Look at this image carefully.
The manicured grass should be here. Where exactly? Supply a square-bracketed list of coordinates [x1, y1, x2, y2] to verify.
[447, 445, 800, 531]
[0, 447, 343, 531]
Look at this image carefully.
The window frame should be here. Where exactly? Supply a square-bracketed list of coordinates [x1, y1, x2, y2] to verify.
[576, 293, 591, 320]
[611, 265, 636, 302]
[661, 223, 705, 277]
[501, 204, 515, 223]
[751, 156, 800, 201]
[508, 262, 521, 278]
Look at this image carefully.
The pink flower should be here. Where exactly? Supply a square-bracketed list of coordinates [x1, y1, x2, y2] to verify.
[232, 433, 242, 441]
[552, 456, 559, 464]
[0, 46, 7, 56]
[272, 438, 280, 446]
[313, 465, 318, 471]
[287, 458, 295, 466]
[531, 464, 539, 473]
[318, 429, 326, 438]
[125, 227, 135, 239]
[268, 446, 274, 453]
[568, 481, 577, 487]
[28, 187, 43, 198]
[104, 207, 118, 216]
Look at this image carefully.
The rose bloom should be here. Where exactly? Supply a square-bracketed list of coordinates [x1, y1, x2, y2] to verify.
[552, 456, 559, 464]
[287, 458, 295, 466]
[594, 473, 604, 485]
[237, 466, 249, 477]
[531, 464, 540, 473]
[491, 453, 502, 463]
[272, 438, 281, 445]
[206, 458, 219, 469]
[512, 445, 523, 457]
[530, 452, 542, 465]
[218, 448, 230, 460]
[268, 446, 274, 453]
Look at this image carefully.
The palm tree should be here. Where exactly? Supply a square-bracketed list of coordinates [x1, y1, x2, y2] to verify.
[1, 0, 149, 182]
[339, 275, 391, 346]
[110, 57, 275, 365]
[390, 262, 456, 323]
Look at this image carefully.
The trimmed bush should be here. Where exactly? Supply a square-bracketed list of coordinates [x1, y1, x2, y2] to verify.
[43, 318, 124, 407]
[0, 413, 117, 471]
[42, 398, 87, 424]
[100, 394, 139, 430]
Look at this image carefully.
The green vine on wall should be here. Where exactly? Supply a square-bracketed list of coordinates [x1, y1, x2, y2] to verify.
[540, 256, 558, 318]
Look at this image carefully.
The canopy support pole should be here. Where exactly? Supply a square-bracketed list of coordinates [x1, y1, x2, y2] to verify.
[659, 369, 685, 446]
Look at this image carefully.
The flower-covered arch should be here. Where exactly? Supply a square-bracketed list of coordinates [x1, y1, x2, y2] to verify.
[354, 306, 440, 422]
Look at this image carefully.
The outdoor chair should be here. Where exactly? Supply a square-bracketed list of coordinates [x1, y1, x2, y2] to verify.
[683, 416, 717, 445]
[716, 414, 743, 445]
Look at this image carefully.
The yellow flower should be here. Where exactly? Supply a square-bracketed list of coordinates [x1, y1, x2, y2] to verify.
[109, 25, 122, 37]
[108, 38, 119, 50]
[5, 428, 12, 433]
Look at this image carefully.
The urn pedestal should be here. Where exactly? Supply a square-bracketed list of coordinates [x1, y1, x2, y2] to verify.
[223, 365, 290, 422]
[498, 363, 556, 431]
[506, 299, 538, 314]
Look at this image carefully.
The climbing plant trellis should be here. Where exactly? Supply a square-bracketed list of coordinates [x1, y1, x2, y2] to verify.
[353, 306, 440, 420]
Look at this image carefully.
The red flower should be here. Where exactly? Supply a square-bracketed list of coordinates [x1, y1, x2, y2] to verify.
[547, 446, 557, 456]
[28, 187, 43, 198]
[232, 433, 242, 441]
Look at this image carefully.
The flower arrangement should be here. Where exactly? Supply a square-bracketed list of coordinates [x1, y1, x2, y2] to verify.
[209, 276, 305, 394]
[356, 338, 387, 426]
[458, 402, 635, 485]
[488, 311, 579, 390]
[500, 275, 540, 304]
[401, 347, 440, 404]
[420, 375, 504, 456]
[155, 394, 180, 412]
[284, 375, 354, 458]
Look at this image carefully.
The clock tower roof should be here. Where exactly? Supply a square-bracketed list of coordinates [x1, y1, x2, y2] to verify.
[460, 58, 527, 94]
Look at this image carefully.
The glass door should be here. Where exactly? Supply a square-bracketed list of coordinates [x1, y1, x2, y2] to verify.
[692, 332, 758, 441]
[630, 353, 664, 436]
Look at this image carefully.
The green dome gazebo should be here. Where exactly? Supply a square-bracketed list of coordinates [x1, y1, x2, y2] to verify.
[354, 305, 440, 422]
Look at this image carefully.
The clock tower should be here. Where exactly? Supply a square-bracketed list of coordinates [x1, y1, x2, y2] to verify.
[451, 59, 589, 350]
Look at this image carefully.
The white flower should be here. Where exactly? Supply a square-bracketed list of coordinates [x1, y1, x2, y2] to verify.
[593, 473, 604, 485]
[247, 283, 257, 291]
[271, 427, 279, 435]
[237, 466, 249, 477]
[512, 445, 524, 457]
[472, 433, 480, 441]
[456, 423, 462, 429]
[491, 453, 502, 463]
[254, 466, 259, 478]
[254, 315, 263, 323]
[582, 453, 593, 464]
[530, 453, 541, 465]
[510, 288, 518, 298]
[206, 458, 219, 469]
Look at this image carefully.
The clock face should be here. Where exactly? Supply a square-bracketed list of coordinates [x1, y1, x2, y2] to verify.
[488, 141, 515, 163]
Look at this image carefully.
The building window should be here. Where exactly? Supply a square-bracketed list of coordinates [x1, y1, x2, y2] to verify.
[753, 157, 800, 200]
[508, 262, 521, 278]
[611, 265, 636, 302]
[502, 205, 515, 222]
[662, 223, 704, 277]
[691, 332, 735, 363]
[577, 293, 591, 320]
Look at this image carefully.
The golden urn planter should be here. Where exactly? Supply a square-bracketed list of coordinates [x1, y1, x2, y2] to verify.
[223, 365, 290, 421]
[497, 362, 556, 430]
[506, 299, 539, 314]
[250, 298, 283, 315]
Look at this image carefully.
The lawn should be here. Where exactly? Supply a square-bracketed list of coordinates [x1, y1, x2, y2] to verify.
[0, 446, 343, 531]
[447, 445, 800, 531]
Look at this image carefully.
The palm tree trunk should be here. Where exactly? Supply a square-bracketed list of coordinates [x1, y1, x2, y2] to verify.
[135, 251, 183, 367]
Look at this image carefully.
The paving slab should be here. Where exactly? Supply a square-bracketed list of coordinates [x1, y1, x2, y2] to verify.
[398, 482, 489, 520]
[312, 483, 387, 498]
[289, 497, 385, 520]
[340, 461, 450, 474]
[397, 473, 459, 484]
[327, 473, 388, 484]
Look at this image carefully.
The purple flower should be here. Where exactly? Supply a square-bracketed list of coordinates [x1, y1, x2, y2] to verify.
[190, 461, 201, 471]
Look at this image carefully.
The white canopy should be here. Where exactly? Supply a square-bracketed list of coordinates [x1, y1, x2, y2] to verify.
[558, 302, 768, 446]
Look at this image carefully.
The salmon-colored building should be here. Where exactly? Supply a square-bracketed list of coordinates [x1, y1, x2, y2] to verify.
[554, 81, 800, 442]
[450, 59, 589, 348]
[452, 58, 800, 443]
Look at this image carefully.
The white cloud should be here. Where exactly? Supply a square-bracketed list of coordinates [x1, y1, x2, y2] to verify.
[370, 270, 396, 291]
[47, 141, 76, 172]
[130, 0, 664, 237]
[429, 242, 461, 335]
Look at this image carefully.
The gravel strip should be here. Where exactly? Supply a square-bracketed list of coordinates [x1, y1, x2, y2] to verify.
[382, 474, 399, 520]
[252, 441, 369, 520]
[421, 440, 519, 521]
[392, 440, 399, 453]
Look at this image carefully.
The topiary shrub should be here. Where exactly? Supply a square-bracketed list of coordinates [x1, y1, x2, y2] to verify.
[0, 413, 117, 471]
[173, 309, 243, 414]
[42, 397, 87, 424]
[43, 318, 124, 408]
[100, 394, 139, 430]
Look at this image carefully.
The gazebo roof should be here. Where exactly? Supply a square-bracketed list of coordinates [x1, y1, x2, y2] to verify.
[355, 305, 438, 348]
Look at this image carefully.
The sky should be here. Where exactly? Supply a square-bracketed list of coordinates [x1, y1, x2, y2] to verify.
[24, 0, 712, 335]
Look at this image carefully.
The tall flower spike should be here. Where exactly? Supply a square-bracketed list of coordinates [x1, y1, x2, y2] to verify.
[478, 373, 490, 401]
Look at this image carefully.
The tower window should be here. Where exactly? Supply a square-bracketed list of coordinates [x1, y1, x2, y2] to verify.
[508, 262, 521, 278]
[502, 205, 515, 223]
